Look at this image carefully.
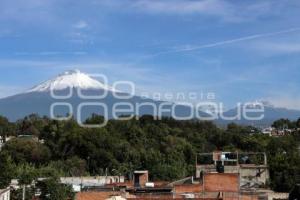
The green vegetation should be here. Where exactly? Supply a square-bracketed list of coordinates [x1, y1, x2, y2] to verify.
[272, 118, 298, 129]
[0, 114, 300, 197]
[37, 177, 74, 200]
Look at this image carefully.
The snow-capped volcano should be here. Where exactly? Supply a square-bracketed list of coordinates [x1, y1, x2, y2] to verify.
[219, 100, 300, 126]
[27, 69, 116, 92]
[0, 69, 205, 122]
[0, 69, 299, 124]
[244, 100, 275, 108]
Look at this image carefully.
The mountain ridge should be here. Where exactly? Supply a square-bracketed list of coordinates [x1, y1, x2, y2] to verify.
[0, 70, 205, 122]
[0, 70, 299, 125]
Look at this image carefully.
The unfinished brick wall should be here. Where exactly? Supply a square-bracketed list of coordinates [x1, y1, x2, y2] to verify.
[139, 173, 149, 187]
[204, 173, 239, 192]
[174, 184, 203, 193]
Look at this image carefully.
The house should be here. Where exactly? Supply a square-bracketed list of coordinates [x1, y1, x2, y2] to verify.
[0, 136, 4, 149]
[0, 187, 10, 200]
[75, 171, 266, 200]
[74, 151, 274, 200]
[196, 151, 269, 188]
[133, 171, 149, 188]
[261, 127, 273, 136]
[60, 176, 125, 190]
[0, 136, 13, 150]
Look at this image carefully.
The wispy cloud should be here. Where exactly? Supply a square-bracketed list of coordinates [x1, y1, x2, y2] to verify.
[68, 20, 94, 45]
[66, 32, 93, 45]
[131, 0, 230, 15]
[266, 96, 300, 110]
[154, 27, 300, 55]
[0, 85, 25, 98]
[14, 51, 87, 56]
[101, 0, 275, 23]
[73, 20, 88, 29]
[0, 58, 190, 98]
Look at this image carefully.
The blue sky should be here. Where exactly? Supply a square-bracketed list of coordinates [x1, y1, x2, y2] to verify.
[0, 0, 300, 110]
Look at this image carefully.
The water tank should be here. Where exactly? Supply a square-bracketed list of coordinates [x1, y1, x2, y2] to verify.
[145, 182, 155, 188]
[181, 193, 195, 198]
[216, 161, 224, 173]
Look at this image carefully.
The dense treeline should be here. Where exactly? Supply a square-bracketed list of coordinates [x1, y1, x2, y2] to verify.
[1, 114, 300, 194]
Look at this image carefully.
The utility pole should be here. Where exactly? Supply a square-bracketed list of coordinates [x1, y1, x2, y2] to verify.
[22, 185, 26, 200]
[105, 168, 108, 184]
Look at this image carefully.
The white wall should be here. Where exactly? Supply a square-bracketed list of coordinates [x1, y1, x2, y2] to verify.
[0, 188, 10, 200]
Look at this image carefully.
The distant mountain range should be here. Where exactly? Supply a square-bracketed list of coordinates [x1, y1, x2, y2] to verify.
[0, 70, 299, 126]
[0, 70, 206, 122]
[218, 101, 300, 127]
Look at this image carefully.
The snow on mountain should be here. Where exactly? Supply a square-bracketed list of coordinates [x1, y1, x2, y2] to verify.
[244, 100, 275, 108]
[218, 100, 300, 126]
[0, 69, 210, 121]
[0, 69, 299, 124]
[26, 69, 116, 93]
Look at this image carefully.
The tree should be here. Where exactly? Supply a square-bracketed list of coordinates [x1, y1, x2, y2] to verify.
[11, 187, 35, 200]
[297, 118, 300, 128]
[272, 118, 295, 129]
[3, 114, 300, 193]
[17, 164, 37, 200]
[64, 156, 87, 176]
[267, 136, 300, 191]
[2, 138, 51, 165]
[37, 177, 74, 200]
[0, 152, 16, 188]
[16, 114, 48, 136]
[0, 116, 14, 141]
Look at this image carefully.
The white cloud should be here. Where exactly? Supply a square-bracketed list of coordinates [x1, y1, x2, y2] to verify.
[0, 58, 190, 99]
[132, 0, 229, 14]
[0, 85, 25, 98]
[266, 96, 300, 110]
[68, 20, 94, 44]
[73, 20, 88, 29]
[113, 0, 277, 23]
[153, 27, 300, 55]
[67, 31, 95, 45]
[14, 51, 87, 56]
